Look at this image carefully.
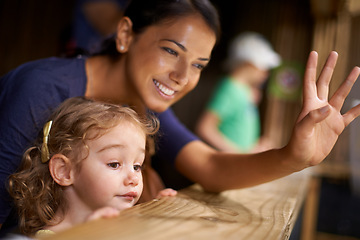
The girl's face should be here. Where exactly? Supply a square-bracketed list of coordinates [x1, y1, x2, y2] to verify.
[124, 15, 216, 112]
[72, 121, 145, 212]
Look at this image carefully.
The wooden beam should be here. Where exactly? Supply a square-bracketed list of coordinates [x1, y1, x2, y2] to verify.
[46, 172, 310, 240]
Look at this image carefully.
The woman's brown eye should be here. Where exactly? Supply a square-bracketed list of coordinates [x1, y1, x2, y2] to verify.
[162, 47, 178, 57]
[193, 63, 205, 70]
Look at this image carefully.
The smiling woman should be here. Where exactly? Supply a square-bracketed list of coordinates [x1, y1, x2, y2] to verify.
[0, 0, 220, 234]
[1, 0, 360, 237]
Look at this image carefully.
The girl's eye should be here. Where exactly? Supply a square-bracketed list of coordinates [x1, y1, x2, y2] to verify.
[162, 47, 178, 57]
[108, 162, 120, 169]
[133, 164, 143, 172]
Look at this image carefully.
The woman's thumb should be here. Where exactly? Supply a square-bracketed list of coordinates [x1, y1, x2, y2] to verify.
[308, 105, 331, 124]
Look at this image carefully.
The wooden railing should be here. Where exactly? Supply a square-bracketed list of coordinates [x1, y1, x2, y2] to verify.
[44, 171, 310, 240]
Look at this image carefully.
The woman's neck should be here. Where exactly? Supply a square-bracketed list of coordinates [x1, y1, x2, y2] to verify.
[85, 55, 145, 111]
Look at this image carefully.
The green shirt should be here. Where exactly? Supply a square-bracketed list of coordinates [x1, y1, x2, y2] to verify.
[207, 77, 260, 152]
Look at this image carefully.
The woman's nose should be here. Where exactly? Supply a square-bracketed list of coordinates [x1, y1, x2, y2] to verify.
[170, 61, 189, 86]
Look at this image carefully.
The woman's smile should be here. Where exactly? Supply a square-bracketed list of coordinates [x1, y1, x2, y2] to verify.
[153, 79, 175, 97]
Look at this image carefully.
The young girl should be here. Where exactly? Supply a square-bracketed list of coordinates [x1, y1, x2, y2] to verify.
[1, 0, 360, 232]
[7, 97, 176, 237]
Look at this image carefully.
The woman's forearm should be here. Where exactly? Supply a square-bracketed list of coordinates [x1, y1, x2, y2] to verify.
[175, 141, 299, 193]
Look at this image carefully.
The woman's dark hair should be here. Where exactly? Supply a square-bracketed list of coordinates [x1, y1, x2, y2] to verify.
[97, 0, 221, 57]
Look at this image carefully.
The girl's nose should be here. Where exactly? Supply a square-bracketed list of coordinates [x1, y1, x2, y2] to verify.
[124, 170, 139, 186]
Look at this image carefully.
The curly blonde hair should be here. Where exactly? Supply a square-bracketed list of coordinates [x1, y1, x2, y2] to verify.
[8, 97, 159, 236]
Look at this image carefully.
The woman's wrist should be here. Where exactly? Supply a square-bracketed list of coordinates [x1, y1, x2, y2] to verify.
[278, 144, 309, 174]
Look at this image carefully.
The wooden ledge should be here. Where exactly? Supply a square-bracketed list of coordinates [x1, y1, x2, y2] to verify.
[44, 172, 310, 240]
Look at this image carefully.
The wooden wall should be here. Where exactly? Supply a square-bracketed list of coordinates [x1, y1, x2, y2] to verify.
[0, 0, 75, 76]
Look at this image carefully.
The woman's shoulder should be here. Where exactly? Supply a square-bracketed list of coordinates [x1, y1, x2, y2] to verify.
[1, 57, 87, 95]
[4, 57, 86, 79]
[156, 108, 199, 150]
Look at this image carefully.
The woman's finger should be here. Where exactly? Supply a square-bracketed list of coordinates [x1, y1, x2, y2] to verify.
[343, 103, 360, 127]
[329, 66, 360, 111]
[317, 51, 338, 101]
[303, 51, 319, 106]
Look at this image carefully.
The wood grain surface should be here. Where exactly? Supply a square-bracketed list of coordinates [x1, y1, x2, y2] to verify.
[43, 171, 310, 240]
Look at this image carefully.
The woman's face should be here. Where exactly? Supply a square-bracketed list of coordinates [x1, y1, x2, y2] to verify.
[124, 15, 216, 112]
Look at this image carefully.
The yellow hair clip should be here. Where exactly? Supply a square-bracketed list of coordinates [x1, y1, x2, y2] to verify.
[41, 120, 53, 163]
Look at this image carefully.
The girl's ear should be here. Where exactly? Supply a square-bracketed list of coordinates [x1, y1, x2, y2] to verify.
[49, 154, 74, 186]
[116, 16, 134, 53]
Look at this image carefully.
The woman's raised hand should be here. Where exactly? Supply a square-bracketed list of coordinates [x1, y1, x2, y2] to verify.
[286, 51, 360, 169]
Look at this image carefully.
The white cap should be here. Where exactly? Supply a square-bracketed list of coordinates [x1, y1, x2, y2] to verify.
[225, 32, 281, 71]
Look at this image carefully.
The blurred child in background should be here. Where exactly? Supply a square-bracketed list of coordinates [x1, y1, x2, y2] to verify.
[196, 32, 281, 153]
